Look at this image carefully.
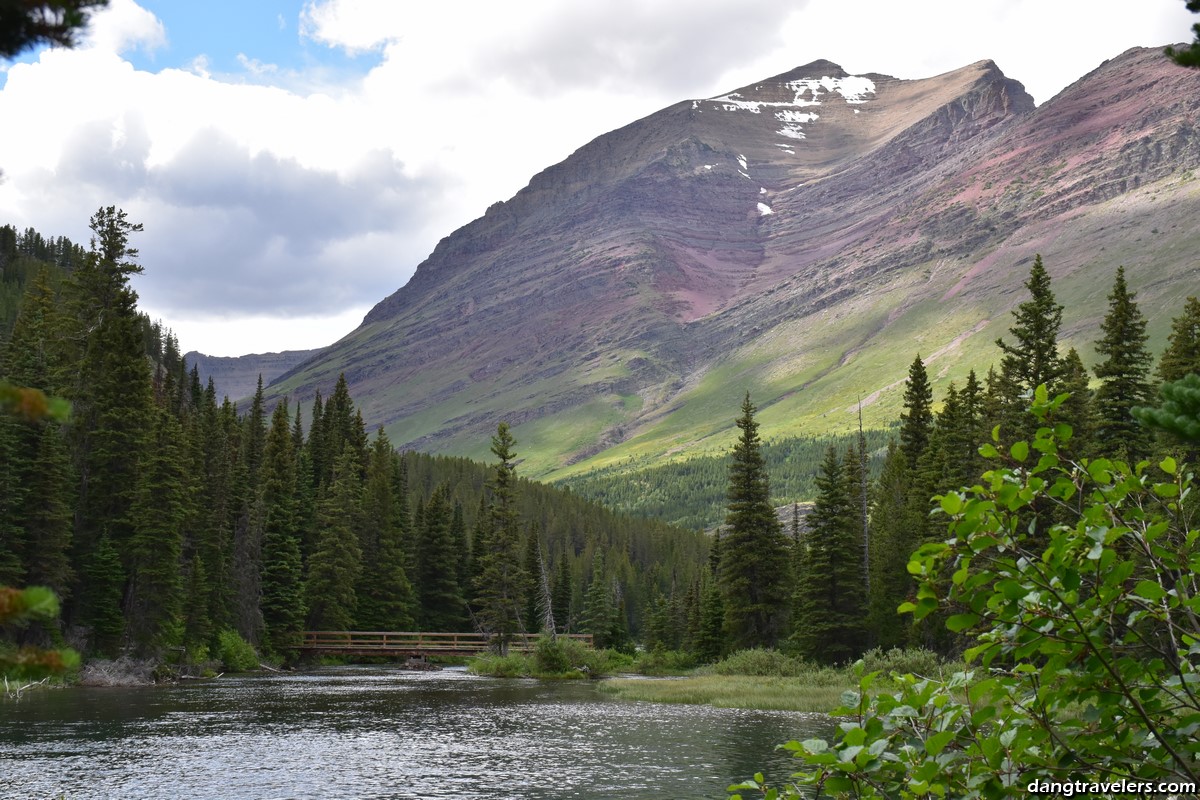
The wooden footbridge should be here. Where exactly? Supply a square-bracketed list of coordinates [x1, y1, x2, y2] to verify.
[296, 631, 593, 657]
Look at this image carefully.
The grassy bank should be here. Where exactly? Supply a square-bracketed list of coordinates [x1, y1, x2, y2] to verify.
[599, 647, 961, 713]
[600, 674, 853, 712]
[467, 636, 634, 679]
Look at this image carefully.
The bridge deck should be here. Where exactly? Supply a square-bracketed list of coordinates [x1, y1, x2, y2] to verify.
[296, 631, 593, 656]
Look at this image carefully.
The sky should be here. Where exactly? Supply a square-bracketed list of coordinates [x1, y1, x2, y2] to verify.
[0, 0, 1193, 356]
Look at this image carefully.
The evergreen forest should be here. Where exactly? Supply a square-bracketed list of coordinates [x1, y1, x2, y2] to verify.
[3, 211, 1200, 683]
[0, 211, 709, 667]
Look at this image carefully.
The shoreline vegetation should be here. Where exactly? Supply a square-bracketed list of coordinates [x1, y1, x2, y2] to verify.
[468, 641, 964, 714]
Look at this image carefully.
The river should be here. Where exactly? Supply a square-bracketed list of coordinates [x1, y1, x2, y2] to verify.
[1, 666, 831, 799]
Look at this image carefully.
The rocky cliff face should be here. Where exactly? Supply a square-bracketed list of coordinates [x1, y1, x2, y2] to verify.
[187, 349, 319, 404]
[266, 46, 1200, 476]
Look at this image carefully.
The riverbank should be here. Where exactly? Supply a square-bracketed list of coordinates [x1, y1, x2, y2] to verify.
[600, 673, 852, 712]
[599, 647, 962, 712]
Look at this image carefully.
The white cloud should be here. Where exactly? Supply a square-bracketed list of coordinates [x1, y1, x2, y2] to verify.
[83, 0, 166, 56]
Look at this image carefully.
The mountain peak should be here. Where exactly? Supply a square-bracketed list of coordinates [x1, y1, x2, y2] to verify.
[269, 47, 1199, 478]
[775, 59, 849, 81]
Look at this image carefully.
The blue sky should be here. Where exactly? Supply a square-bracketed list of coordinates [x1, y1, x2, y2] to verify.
[122, 1, 376, 80]
[0, 0, 1193, 356]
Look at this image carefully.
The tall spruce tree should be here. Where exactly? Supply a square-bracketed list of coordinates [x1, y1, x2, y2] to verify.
[21, 423, 74, 596]
[305, 443, 363, 632]
[581, 550, 614, 647]
[354, 428, 416, 631]
[994, 255, 1065, 443]
[259, 400, 304, 656]
[125, 407, 187, 653]
[1058, 348, 1096, 456]
[472, 423, 527, 652]
[551, 555, 573, 633]
[899, 356, 934, 470]
[997, 255, 1065, 393]
[416, 483, 467, 631]
[63, 208, 153, 628]
[1093, 267, 1154, 459]
[719, 393, 790, 650]
[866, 441, 917, 649]
[1158, 296, 1200, 383]
[791, 446, 867, 663]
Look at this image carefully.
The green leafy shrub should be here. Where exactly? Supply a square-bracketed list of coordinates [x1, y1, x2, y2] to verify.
[858, 646, 942, 678]
[468, 653, 530, 677]
[635, 648, 697, 675]
[712, 648, 808, 677]
[733, 387, 1200, 798]
[216, 629, 259, 672]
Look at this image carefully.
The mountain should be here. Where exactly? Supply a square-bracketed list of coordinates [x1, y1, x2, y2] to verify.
[186, 348, 320, 404]
[264, 46, 1200, 479]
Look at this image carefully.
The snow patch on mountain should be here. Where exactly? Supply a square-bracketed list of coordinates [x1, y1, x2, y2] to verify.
[707, 75, 874, 141]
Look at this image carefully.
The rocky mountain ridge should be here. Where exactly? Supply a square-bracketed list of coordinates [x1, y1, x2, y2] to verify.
[186, 349, 319, 404]
[263, 46, 1200, 478]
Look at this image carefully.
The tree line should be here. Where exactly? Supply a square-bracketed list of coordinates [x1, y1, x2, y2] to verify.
[706, 256, 1200, 665]
[560, 429, 893, 530]
[0, 209, 709, 664]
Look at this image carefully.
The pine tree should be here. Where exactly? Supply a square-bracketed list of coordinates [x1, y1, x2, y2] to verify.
[192, 380, 233, 637]
[551, 555, 573, 633]
[416, 483, 466, 631]
[181, 555, 211, 654]
[791, 446, 867, 663]
[20, 422, 74, 596]
[84, 532, 126, 656]
[1093, 267, 1154, 459]
[472, 423, 527, 652]
[448, 499, 469, 622]
[0, 414, 26, 584]
[994, 255, 1065, 444]
[644, 589, 673, 651]
[899, 356, 934, 470]
[62, 208, 153, 620]
[125, 407, 187, 653]
[305, 444, 363, 632]
[997, 255, 1065, 393]
[694, 575, 726, 663]
[1058, 348, 1096, 456]
[259, 400, 304, 656]
[581, 550, 614, 648]
[719, 393, 790, 650]
[354, 428, 416, 631]
[866, 441, 917, 649]
[522, 524, 545, 633]
[1158, 297, 1200, 383]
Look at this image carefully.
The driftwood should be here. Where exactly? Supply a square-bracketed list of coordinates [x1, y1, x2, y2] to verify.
[4, 676, 50, 698]
[79, 657, 154, 687]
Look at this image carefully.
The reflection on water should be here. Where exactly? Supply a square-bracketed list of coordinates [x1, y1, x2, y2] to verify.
[1, 666, 832, 800]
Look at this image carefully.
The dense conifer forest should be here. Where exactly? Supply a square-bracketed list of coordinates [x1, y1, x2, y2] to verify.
[706, 254, 1200, 666]
[3, 211, 1199, 679]
[0, 212, 709, 665]
[559, 428, 894, 530]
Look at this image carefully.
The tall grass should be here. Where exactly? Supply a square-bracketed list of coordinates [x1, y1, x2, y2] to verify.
[601, 647, 960, 712]
[600, 675, 851, 713]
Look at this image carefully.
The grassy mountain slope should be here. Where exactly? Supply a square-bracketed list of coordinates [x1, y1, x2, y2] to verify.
[262, 46, 1200, 488]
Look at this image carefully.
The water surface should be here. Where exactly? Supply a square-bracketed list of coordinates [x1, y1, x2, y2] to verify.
[2, 666, 831, 799]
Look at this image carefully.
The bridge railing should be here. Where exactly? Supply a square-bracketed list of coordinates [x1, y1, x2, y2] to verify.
[297, 631, 593, 653]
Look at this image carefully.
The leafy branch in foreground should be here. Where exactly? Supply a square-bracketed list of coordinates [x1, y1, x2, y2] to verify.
[0, 381, 70, 422]
[732, 385, 1200, 799]
[1133, 373, 1200, 443]
[1, 585, 80, 684]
